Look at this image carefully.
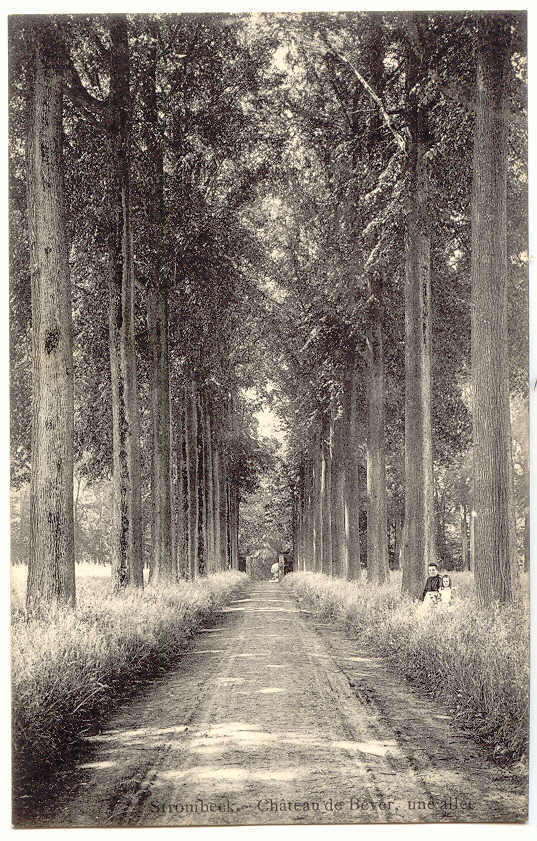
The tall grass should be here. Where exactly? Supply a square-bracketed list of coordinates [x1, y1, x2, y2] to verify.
[284, 570, 529, 763]
[11, 567, 246, 785]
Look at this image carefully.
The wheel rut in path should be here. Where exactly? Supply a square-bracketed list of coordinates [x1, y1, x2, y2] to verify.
[24, 580, 527, 826]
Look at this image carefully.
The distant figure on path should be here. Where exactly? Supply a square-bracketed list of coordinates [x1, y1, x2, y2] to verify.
[421, 562, 442, 605]
[270, 561, 279, 581]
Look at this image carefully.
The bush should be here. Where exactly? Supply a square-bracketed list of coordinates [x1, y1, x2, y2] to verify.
[11, 569, 246, 785]
[284, 571, 529, 762]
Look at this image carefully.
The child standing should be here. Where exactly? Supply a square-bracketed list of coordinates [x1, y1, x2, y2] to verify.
[439, 574, 452, 607]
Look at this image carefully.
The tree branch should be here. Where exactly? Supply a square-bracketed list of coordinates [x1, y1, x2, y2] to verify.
[322, 41, 408, 152]
[64, 55, 108, 119]
[322, 54, 355, 134]
[63, 90, 105, 133]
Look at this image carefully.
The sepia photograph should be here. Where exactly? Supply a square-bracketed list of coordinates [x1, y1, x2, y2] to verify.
[8, 5, 530, 828]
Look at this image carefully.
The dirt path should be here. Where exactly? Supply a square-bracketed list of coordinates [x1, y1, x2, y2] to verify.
[21, 581, 527, 826]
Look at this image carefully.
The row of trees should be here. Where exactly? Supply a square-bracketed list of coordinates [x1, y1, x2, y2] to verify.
[10, 13, 278, 606]
[252, 12, 527, 604]
[10, 12, 528, 610]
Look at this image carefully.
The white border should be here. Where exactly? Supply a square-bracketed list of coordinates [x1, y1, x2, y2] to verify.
[2, 3, 534, 840]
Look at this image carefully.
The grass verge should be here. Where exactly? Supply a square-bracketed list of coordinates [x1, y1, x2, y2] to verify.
[12, 570, 246, 790]
[284, 570, 529, 764]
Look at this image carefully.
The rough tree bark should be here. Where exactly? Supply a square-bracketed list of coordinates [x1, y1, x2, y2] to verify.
[175, 402, 187, 577]
[213, 431, 222, 571]
[228, 396, 239, 570]
[26, 21, 75, 609]
[401, 25, 435, 598]
[147, 294, 161, 582]
[185, 379, 199, 579]
[471, 14, 516, 605]
[469, 502, 475, 571]
[300, 461, 308, 571]
[331, 415, 347, 578]
[306, 457, 315, 571]
[205, 399, 216, 573]
[313, 426, 322, 572]
[143, 29, 172, 582]
[343, 351, 361, 580]
[301, 460, 310, 571]
[107, 17, 143, 589]
[199, 398, 208, 575]
[220, 474, 228, 571]
[220, 461, 229, 570]
[366, 275, 388, 583]
[435, 487, 448, 566]
[393, 510, 402, 570]
[303, 459, 312, 571]
[169, 399, 177, 576]
[320, 412, 333, 575]
[460, 502, 468, 571]
[74, 474, 83, 563]
[230, 484, 239, 570]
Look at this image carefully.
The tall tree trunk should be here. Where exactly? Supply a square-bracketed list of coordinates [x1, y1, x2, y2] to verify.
[185, 380, 199, 579]
[74, 474, 83, 557]
[304, 458, 314, 571]
[421, 254, 435, 573]
[307, 458, 315, 571]
[400, 518, 407, 568]
[331, 418, 347, 578]
[144, 30, 172, 582]
[436, 488, 448, 566]
[213, 435, 222, 571]
[107, 17, 143, 589]
[299, 492, 304, 570]
[146, 290, 172, 579]
[227, 396, 239, 571]
[313, 427, 322, 572]
[299, 471, 305, 571]
[292, 490, 299, 570]
[344, 351, 361, 580]
[175, 402, 187, 577]
[393, 509, 402, 570]
[26, 21, 75, 609]
[230, 485, 239, 570]
[147, 294, 161, 582]
[221, 464, 229, 569]
[320, 413, 333, 575]
[292, 470, 299, 571]
[205, 400, 215, 573]
[98, 484, 104, 565]
[169, 398, 177, 576]
[199, 397, 208, 575]
[469, 502, 475, 571]
[460, 502, 468, 571]
[401, 51, 435, 597]
[471, 14, 515, 605]
[366, 276, 388, 583]
[299, 460, 308, 571]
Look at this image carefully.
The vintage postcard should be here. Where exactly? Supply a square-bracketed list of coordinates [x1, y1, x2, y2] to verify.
[9, 4, 530, 828]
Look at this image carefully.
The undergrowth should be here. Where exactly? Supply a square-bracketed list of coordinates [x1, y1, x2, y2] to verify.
[284, 570, 529, 764]
[11, 568, 246, 787]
